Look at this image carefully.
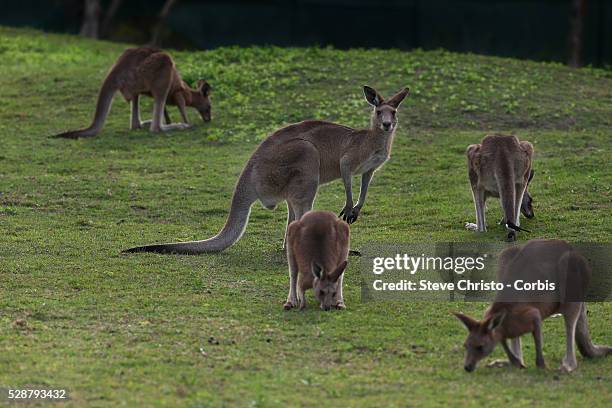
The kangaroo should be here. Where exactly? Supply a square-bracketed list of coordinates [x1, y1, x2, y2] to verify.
[465, 134, 534, 241]
[284, 211, 349, 311]
[53, 47, 211, 139]
[454, 240, 611, 373]
[124, 85, 409, 254]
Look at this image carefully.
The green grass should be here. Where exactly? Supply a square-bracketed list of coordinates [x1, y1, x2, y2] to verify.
[0, 26, 611, 407]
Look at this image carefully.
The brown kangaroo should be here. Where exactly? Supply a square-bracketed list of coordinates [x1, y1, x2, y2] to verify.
[454, 240, 611, 373]
[465, 134, 534, 241]
[124, 85, 409, 254]
[53, 47, 211, 138]
[284, 211, 349, 311]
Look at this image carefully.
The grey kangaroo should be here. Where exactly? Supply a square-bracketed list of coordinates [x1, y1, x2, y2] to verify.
[125, 85, 409, 254]
[284, 211, 349, 311]
[53, 47, 211, 138]
[454, 240, 611, 373]
[465, 134, 534, 241]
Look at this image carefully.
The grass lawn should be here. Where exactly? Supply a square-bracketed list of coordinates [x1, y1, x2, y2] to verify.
[0, 27, 611, 407]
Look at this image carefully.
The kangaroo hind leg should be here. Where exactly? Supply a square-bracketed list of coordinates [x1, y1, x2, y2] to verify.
[284, 222, 300, 310]
[288, 186, 317, 223]
[150, 63, 189, 132]
[283, 202, 296, 250]
[130, 95, 142, 129]
[466, 187, 486, 232]
[284, 140, 320, 237]
[466, 144, 485, 232]
[514, 182, 528, 228]
[560, 303, 581, 372]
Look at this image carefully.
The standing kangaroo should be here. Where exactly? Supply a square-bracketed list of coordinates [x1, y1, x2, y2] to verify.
[465, 134, 534, 241]
[53, 47, 211, 139]
[284, 211, 349, 311]
[124, 85, 409, 254]
[454, 240, 611, 373]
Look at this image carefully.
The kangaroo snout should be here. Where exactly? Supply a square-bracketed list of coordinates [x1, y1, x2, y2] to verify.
[382, 122, 392, 131]
[200, 110, 212, 122]
[464, 364, 475, 372]
[521, 203, 534, 219]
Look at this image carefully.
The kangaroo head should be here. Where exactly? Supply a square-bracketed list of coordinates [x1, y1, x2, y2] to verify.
[189, 79, 212, 122]
[312, 260, 348, 311]
[363, 86, 410, 132]
[521, 169, 535, 219]
[453, 311, 505, 372]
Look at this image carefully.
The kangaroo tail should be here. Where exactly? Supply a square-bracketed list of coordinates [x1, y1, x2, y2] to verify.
[576, 303, 612, 358]
[495, 160, 519, 231]
[123, 166, 258, 254]
[53, 75, 117, 139]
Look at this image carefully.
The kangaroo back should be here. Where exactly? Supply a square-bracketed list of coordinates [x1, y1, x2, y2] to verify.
[557, 249, 591, 303]
[53, 74, 117, 138]
[124, 165, 258, 254]
[308, 215, 349, 267]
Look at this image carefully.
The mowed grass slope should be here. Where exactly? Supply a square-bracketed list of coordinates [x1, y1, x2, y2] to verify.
[0, 27, 611, 407]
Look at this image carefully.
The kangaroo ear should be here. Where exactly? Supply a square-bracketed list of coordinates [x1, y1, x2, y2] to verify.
[453, 312, 479, 331]
[363, 86, 384, 107]
[311, 263, 323, 280]
[386, 87, 410, 108]
[328, 260, 348, 282]
[197, 80, 211, 96]
[485, 311, 506, 332]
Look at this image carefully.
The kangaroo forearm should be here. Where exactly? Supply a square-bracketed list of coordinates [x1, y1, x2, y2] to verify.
[340, 159, 353, 206]
[501, 339, 524, 367]
[178, 103, 189, 124]
[356, 169, 374, 208]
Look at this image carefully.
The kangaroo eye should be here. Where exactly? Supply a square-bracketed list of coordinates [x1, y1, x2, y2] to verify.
[476, 345, 484, 352]
[391, 111, 396, 116]
[376, 111, 382, 116]
[332, 292, 337, 297]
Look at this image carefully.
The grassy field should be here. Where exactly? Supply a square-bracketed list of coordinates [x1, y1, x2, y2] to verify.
[0, 27, 611, 407]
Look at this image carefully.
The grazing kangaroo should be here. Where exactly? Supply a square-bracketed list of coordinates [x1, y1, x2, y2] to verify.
[124, 85, 409, 254]
[284, 211, 349, 311]
[465, 134, 534, 241]
[53, 47, 211, 139]
[454, 240, 611, 373]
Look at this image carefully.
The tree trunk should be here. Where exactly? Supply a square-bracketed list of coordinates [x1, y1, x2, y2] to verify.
[150, 0, 179, 46]
[100, 0, 124, 38]
[80, 0, 100, 39]
[568, 0, 587, 68]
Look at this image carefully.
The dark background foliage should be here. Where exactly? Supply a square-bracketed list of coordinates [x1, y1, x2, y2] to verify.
[1, 0, 611, 67]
